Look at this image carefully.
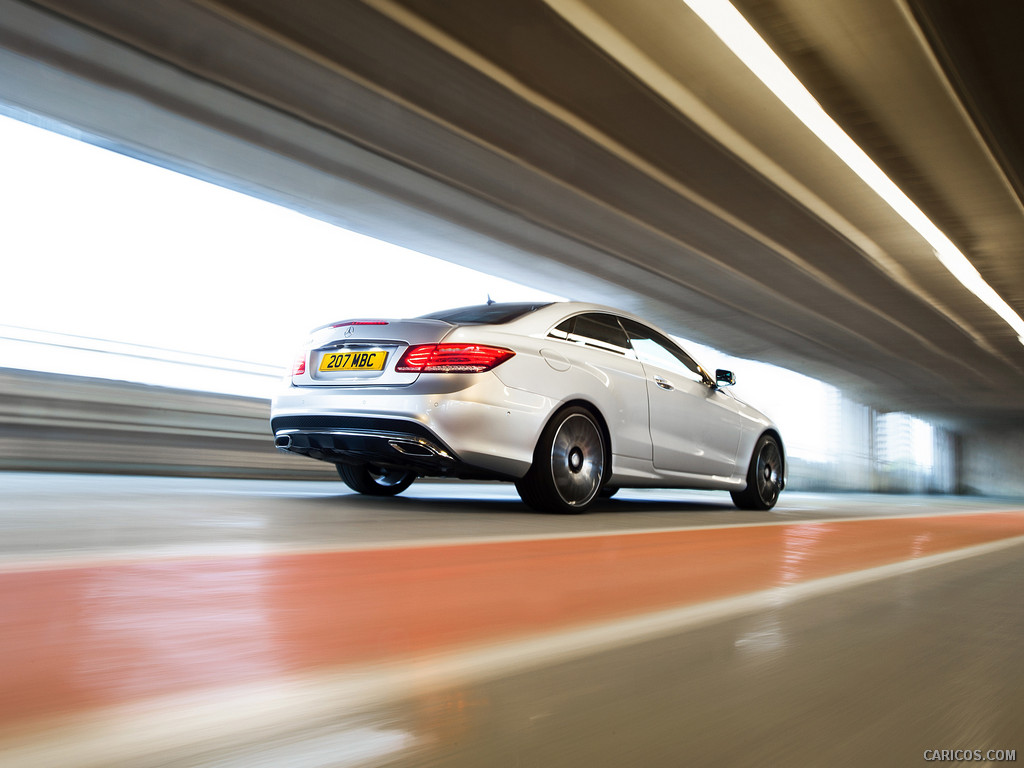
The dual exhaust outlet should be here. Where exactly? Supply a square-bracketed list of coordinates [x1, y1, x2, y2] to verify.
[275, 430, 450, 460]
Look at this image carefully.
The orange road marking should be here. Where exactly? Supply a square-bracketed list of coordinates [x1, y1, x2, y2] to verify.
[2, 512, 1023, 726]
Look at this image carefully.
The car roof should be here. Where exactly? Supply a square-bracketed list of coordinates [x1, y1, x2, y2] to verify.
[421, 300, 652, 327]
[417, 301, 554, 325]
[508, 301, 666, 329]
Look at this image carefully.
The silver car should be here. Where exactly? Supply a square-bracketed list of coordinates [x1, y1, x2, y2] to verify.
[271, 302, 785, 512]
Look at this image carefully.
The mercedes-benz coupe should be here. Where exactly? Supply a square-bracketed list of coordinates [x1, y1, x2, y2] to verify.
[271, 302, 785, 513]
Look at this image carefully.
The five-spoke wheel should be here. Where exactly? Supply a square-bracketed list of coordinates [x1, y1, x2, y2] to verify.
[516, 406, 606, 513]
[730, 434, 783, 510]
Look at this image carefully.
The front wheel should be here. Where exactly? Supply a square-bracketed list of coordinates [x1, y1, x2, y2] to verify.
[516, 406, 606, 514]
[730, 435, 783, 510]
[337, 463, 416, 496]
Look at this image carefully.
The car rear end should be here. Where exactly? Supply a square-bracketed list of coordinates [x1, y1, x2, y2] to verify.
[270, 304, 555, 480]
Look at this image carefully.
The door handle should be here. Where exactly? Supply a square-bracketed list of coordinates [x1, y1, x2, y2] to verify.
[654, 376, 674, 391]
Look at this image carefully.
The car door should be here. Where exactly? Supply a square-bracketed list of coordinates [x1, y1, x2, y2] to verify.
[548, 312, 652, 461]
[619, 318, 743, 478]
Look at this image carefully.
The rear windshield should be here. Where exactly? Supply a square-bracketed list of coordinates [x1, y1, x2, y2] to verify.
[419, 302, 552, 325]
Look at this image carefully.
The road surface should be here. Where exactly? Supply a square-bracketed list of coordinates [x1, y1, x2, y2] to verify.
[1, 473, 1021, 767]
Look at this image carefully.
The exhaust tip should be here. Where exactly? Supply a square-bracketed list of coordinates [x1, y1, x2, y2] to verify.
[275, 435, 292, 450]
[389, 440, 434, 457]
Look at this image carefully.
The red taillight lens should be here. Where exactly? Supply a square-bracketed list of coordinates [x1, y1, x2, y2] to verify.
[332, 320, 389, 327]
[396, 345, 437, 372]
[396, 344, 515, 373]
[291, 354, 307, 376]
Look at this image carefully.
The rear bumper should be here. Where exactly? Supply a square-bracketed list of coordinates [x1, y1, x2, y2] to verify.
[272, 414, 469, 477]
[270, 376, 555, 479]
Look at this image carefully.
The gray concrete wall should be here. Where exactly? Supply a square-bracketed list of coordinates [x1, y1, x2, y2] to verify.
[960, 426, 1024, 498]
[0, 368, 335, 479]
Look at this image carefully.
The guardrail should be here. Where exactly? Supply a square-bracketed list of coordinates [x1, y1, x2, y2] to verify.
[0, 367, 335, 479]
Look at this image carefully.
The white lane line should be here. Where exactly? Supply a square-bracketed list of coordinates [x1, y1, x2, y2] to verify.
[3, 534, 1023, 768]
[0, 506, 1020, 572]
[1, 505, 1023, 573]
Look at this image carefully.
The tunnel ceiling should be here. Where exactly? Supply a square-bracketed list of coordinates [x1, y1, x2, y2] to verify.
[1, 0, 1022, 427]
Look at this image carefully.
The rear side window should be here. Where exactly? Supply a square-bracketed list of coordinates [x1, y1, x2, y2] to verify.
[548, 317, 575, 340]
[419, 302, 551, 325]
[552, 313, 632, 355]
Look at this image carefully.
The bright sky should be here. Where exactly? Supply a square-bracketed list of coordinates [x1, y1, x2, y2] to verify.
[0, 112, 561, 394]
[0, 111, 937, 463]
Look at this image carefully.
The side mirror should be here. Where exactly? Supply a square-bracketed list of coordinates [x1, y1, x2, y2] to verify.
[716, 369, 736, 387]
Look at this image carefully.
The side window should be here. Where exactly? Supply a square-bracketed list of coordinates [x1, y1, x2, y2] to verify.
[567, 313, 632, 356]
[620, 318, 706, 382]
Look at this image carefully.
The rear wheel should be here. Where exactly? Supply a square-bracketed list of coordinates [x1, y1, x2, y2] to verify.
[730, 435, 782, 510]
[337, 463, 416, 496]
[516, 406, 605, 514]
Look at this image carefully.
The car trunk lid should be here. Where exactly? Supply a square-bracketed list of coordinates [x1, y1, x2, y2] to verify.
[292, 319, 454, 386]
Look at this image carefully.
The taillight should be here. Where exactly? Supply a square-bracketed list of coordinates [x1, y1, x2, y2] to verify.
[396, 344, 515, 373]
[291, 353, 307, 376]
[332, 320, 389, 327]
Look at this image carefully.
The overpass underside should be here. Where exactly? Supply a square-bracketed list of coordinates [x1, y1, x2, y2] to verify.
[1, 0, 1023, 428]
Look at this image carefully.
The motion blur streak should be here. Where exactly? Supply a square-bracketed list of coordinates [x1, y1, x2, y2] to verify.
[2, 512, 1024, 732]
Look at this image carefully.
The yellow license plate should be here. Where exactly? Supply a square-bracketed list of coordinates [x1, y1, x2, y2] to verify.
[318, 350, 388, 372]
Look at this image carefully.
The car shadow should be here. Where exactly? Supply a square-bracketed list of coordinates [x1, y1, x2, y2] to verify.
[591, 498, 737, 513]
[294, 492, 737, 515]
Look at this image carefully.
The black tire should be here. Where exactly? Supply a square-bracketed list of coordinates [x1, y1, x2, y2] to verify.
[337, 463, 416, 496]
[516, 406, 606, 514]
[598, 486, 619, 499]
[730, 434, 783, 510]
